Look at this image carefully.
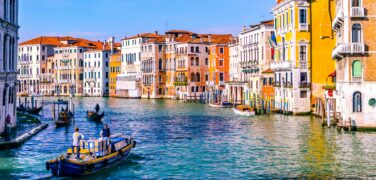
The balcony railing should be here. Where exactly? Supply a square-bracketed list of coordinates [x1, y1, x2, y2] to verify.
[206, 81, 215, 86]
[299, 23, 309, 31]
[332, 9, 344, 30]
[332, 43, 365, 59]
[352, 77, 362, 82]
[299, 82, 311, 88]
[299, 61, 308, 68]
[351, 7, 366, 18]
[283, 82, 293, 88]
[271, 61, 294, 70]
[273, 82, 281, 87]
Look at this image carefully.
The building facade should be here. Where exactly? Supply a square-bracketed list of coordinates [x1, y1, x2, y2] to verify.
[18, 37, 59, 96]
[332, 0, 376, 127]
[0, 0, 19, 134]
[239, 20, 274, 105]
[109, 53, 121, 97]
[141, 36, 167, 99]
[117, 33, 161, 98]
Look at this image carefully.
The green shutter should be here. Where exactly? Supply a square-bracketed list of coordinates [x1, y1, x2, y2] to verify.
[352, 60, 362, 77]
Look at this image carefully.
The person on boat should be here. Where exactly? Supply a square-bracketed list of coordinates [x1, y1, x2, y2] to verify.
[4, 115, 12, 140]
[100, 124, 111, 138]
[95, 104, 100, 113]
[72, 127, 84, 159]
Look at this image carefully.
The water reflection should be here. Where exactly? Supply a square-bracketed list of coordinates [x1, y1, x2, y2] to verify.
[1, 98, 376, 178]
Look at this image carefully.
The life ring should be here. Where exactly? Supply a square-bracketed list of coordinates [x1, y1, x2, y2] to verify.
[133, 141, 137, 148]
[46, 162, 50, 170]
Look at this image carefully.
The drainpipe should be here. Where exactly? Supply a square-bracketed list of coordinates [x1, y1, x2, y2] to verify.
[309, 1, 313, 109]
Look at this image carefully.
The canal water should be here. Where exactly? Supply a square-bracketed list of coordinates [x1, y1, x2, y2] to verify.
[1, 97, 376, 179]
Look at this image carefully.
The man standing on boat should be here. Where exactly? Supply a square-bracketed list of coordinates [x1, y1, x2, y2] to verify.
[72, 127, 84, 159]
[100, 124, 111, 138]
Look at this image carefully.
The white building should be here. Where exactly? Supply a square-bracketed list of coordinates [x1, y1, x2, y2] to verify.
[332, 0, 376, 127]
[18, 37, 58, 95]
[83, 37, 117, 97]
[117, 32, 160, 98]
[226, 37, 244, 104]
[0, 0, 19, 134]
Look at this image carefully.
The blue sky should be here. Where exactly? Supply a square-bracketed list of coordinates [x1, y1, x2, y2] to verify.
[19, 0, 275, 42]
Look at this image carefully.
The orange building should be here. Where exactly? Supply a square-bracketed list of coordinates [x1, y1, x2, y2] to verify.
[261, 68, 274, 100]
[207, 36, 232, 93]
[109, 53, 121, 97]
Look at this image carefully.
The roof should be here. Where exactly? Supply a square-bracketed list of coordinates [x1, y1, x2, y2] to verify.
[19, 36, 70, 46]
[173, 33, 233, 44]
[147, 36, 166, 43]
[262, 68, 274, 74]
[166, 30, 194, 35]
[261, 20, 274, 25]
[328, 71, 336, 77]
[122, 33, 161, 40]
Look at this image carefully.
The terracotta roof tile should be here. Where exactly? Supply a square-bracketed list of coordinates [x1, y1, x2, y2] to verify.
[122, 33, 161, 40]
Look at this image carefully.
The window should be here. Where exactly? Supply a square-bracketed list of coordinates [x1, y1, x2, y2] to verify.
[195, 57, 199, 66]
[219, 59, 224, 67]
[352, 60, 362, 77]
[205, 58, 209, 65]
[299, 45, 307, 62]
[353, 92, 362, 112]
[352, 0, 360, 7]
[196, 73, 200, 82]
[191, 73, 195, 82]
[220, 47, 224, 54]
[299, 9, 307, 24]
[352, 24, 362, 43]
[191, 86, 195, 92]
[300, 90, 307, 98]
[190, 57, 195, 66]
[205, 74, 209, 81]
[196, 47, 199, 53]
[300, 72, 307, 82]
[219, 73, 224, 81]
[191, 47, 194, 53]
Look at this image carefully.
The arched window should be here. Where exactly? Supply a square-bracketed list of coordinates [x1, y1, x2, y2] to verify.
[195, 57, 199, 66]
[3, 34, 7, 71]
[3, 87, 6, 105]
[196, 72, 200, 82]
[352, 24, 362, 43]
[190, 72, 195, 82]
[190, 57, 195, 66]
[352, 60, 362, 77]
[352, 0, 360, 7]
[159, 58, 162, 71]
[353, 92, 362, 112]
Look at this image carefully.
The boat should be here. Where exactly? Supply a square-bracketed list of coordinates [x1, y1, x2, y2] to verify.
[86, 104, 104, 122]
[46, 134, 136, 177]
[208, 102, 233, 108]
[232, 105, 255, 116]
[86, 111, 105, 122]
[52, 100, 74, 127]
[16, 103, 27, 112]
[27, 106, 43, 115]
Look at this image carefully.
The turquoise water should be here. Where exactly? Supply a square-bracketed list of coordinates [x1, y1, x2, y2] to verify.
[1, 97, 376, 179]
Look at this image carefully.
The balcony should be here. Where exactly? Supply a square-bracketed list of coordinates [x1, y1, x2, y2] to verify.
[351, 77, 362, 83]
[174, 81, 188, 86]
[60, 66, 72, 70]
[298, 23, 309, 31]
[206, 81, 215, 86]
[299, 82, 311, 88]
[283, 82, 293, 88]
[351, 7, 366, 18]
[219, 81, 225, 86]
[273, 82, 281, 87]
[38, 73, 52, 78]
[59, 79, 69, 84]
[332, 9, 344, 30]
[18, 60, 31, 65]
[271, 61, 294, 70]
[332, 43, 366, 59]
[299, 61, 308, 68]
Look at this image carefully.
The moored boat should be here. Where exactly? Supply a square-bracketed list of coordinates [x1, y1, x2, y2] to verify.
[46, 135, 136, 177]
[27, 106, 43, 115]
[232, 105, 255, 116]
[53, 100, 74, 127]
[208, 102, 233, 108]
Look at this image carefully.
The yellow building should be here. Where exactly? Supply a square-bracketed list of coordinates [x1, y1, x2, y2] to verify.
[271, 0, 335, 114]
[109, 53, 121, 97]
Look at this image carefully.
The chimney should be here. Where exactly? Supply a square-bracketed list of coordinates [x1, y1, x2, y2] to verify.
[208, 35, 212, 43]
[242, 26, 247, 32]
[155, 31, 158, 35]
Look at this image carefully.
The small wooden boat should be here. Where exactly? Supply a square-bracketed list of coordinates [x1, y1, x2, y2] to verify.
[208, 102, 233, 108]
[233, 105, 255, 116]
[27, 106, 43, 115]
[86, 112, 105, 122]
[46, 135, 136, 177]
[55, 111, 73, 127]
[86, 104, 104, 122]
[16, 104, 27, 112]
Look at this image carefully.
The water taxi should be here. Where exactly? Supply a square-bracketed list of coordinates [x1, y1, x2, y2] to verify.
[232, 105, 255, 116]
[46, 134, 136, 177]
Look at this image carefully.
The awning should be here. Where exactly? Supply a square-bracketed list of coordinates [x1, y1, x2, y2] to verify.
[328, 71, 336, 77]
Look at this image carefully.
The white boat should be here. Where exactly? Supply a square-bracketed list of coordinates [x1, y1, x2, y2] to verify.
[208, 102, 233, 108]
[232, 105, 256, 116]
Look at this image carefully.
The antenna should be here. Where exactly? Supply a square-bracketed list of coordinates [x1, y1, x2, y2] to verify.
[165, 21, 169, 32]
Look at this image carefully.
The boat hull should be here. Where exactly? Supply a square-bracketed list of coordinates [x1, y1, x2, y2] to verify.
[86, 112, 105, 122]
[208, 103, 232, 108]
[47, 141, 135, 177]
[232, 108, 255, 116]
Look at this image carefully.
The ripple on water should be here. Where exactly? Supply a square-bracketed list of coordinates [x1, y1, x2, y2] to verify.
[1, 98, 376, 178]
